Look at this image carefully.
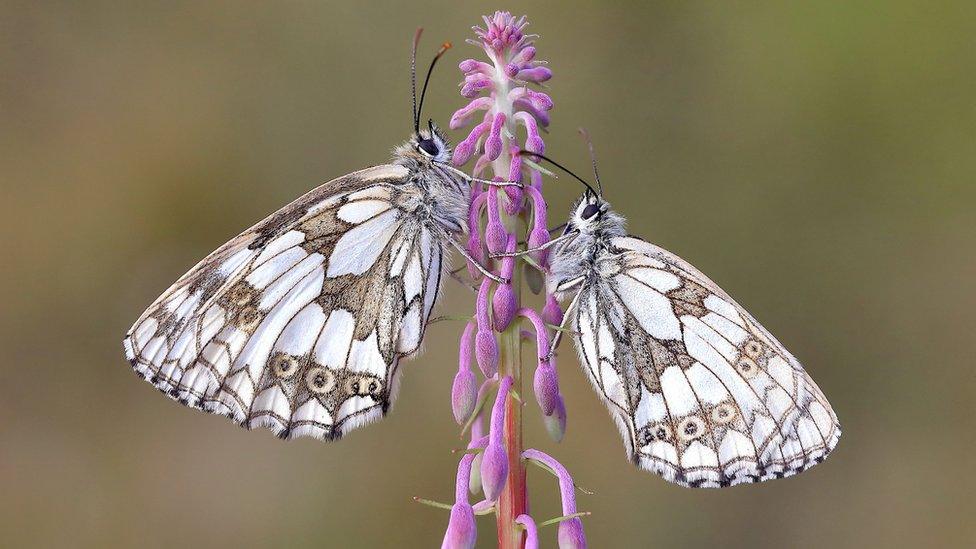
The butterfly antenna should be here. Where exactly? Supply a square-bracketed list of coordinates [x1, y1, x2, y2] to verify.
[416, 40, 452, 135]
[516, 150, 599, 197]
[411, 28, 423, 133]
[578, 127, 603, 195]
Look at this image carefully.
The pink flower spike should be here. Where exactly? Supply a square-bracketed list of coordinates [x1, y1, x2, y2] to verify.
[475, 11, 529, 55]
[452, 322, 478, 424]
[521, 449, 587, 548]
[481, 376, 513, 501]
[475, 280, 499, 377]
[515, 514, 539, 549]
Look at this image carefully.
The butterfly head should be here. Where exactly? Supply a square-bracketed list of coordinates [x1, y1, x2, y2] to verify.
[568, 192, 625, 237]
[412, 120, 451, 163]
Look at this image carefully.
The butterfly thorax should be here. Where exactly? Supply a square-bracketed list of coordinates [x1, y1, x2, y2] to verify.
[548, 197, 627, 298]
[391, 133, 470, 235]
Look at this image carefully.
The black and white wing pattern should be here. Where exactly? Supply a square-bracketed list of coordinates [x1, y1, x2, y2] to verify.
[572, 235, 840, 487]
[123, 165, 444, 440]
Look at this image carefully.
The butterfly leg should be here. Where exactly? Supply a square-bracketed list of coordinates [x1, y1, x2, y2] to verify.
[489, 231, 576, 259]
[447, 265, 479, 292]
[548, 223, 567, 235]
[448, 239, 509, 284]
[440, 164, 523, 188]
[544, 279, 585, 361]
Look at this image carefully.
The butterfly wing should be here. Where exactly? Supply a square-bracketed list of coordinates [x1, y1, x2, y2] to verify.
[570, 235, 840, 487]
[123, 164, 444, 440]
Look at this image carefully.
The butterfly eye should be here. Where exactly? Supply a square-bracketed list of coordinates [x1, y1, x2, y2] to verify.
[417, 139, 439, 156]
[581, 203, 600, 220]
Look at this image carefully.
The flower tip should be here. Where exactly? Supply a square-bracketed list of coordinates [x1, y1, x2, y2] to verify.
[557, 518, 587, 549]
[533, 361, 560, 416]
[491, 283, 516, 332]
[479, 443, 509, 501]
[451, 368, 478, 425]
[475, 330, 499, 377]
[526, 227, 551, 265]
[441, 503, 477, 549]
[484, 220, 509, 256]
[452, 140, 475, 165]
[543, 394, 567, 442]
[542, 295, 564, 326]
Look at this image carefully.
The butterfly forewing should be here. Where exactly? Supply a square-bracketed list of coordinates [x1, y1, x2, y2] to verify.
[570, 235, 840, 488]
[124, 164, 444, 440]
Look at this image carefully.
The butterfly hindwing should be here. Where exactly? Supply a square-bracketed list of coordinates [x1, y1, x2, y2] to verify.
[571, 235, 840, 487]
[124, 164, 444, 440]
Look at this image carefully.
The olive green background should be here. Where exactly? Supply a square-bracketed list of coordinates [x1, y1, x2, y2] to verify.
[2, 1, 973, 547]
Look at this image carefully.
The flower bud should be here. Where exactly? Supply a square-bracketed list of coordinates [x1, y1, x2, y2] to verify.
[543, 394, 567, 442]
[484, 189, 509, 255]
[514, 112, 545, 154]
[522, 448, 587, 549]
[517, 66, 552, 83]
[442, 503, 477, 549]
[479, 442, 509, 502]
[515, 514, 539, 549]
[459, 59, 493, 74]
[475, 330, 498, 378]
[465, 232, 485, 282]
[527, 226, 550, 266]
[542, 294, 564, 326]
[484, 112, 506, 161]
[533, 360, 559, 416]
[460, 79, 492, 98]
[450, 97, 492, 130]
[557, 518, 587, 549]
[492, 283, 516, 332]
[451, 367, 478, 425]
[482, 375, 513, 501]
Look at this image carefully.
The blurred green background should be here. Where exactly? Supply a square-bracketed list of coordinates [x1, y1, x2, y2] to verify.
[2, 1, 974, 547]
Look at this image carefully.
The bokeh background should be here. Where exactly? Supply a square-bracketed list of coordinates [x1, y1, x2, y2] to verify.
[2, 1, 974, 547]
